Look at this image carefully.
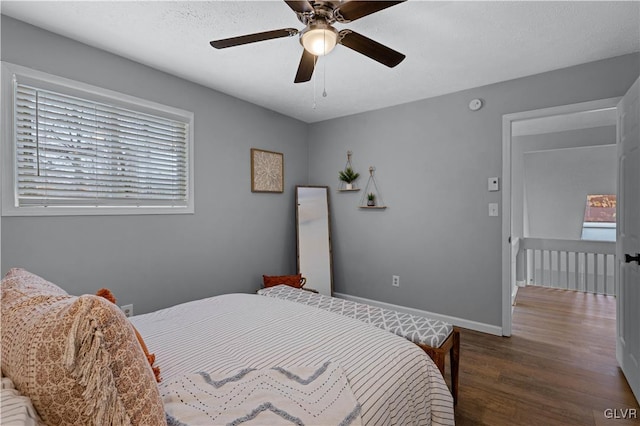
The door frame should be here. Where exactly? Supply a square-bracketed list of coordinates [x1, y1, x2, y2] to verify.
[501, 97, 621, 336]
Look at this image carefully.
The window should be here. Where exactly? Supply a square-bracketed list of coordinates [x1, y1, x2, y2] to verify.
[1, 62, 194, 216]
[580, 194, 616, 242]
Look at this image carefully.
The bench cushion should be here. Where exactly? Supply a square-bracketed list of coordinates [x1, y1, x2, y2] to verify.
[257, 285, 453, 348]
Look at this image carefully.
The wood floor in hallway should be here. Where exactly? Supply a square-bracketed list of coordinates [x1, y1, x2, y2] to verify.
[450, 285, 639, 426]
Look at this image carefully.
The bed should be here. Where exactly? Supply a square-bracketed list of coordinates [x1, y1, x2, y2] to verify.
[1, 268, 454, 425]
[132, 293, 454, 425]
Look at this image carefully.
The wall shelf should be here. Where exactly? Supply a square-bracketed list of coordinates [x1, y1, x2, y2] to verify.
[338, 151, 361, 191]
[359, 166, 387, 209]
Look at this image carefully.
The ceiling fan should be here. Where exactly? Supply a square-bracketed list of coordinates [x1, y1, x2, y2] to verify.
[210, 1, 407, 83]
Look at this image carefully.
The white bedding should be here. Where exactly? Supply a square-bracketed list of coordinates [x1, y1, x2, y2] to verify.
[131, 293, 455, 426]
[1, 375, 44, 426]
[163, 362, 363, 425]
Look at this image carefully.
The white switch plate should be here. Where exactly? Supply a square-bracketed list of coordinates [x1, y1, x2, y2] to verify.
[489, 203, 499, 217]
[488, 177, 499, 192]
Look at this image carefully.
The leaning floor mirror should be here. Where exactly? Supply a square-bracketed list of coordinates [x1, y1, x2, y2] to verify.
[295, 186, 333, 296]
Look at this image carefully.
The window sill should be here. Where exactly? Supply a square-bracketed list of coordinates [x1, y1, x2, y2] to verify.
[1, 205, 195, 217]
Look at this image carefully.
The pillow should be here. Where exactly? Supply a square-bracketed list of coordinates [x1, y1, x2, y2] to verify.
[96, 288, 161, 382]
[1, 267, 68, 297]
[1, 268, 167, 426]
[263, 274, 306, 289]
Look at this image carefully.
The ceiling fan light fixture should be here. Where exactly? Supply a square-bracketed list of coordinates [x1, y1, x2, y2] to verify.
[300, 23, 338, 56]
[209, 1, 407, 84]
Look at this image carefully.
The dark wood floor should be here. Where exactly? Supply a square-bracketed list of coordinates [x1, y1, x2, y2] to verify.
[449, 286, 639, 426]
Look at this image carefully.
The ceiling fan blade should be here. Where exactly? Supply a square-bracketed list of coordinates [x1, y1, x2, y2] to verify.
[338, 30, 405, 67]
[284, 1, 315, 15]
[210, 28, 298, 49]
[334, 1, 406, 23]
[294, 49, 317, 83]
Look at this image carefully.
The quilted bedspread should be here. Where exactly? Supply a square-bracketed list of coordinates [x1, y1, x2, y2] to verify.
[131, 293, 454, 426]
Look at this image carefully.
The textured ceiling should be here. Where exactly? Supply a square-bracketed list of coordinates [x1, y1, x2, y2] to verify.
[2, 1, 639, 123]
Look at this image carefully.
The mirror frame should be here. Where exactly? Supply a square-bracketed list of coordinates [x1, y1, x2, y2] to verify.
[295, 185, 334, 295]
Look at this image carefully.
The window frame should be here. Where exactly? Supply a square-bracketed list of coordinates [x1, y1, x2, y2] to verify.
[580, 194, 616, 242]
[1, 62, 194, 216]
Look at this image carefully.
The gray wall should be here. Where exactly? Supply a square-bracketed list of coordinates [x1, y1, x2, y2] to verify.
[2, 15, 638, 329]
[1, 16, 309, 314]
[524, 144, 617, 240]
[307, 53, 638, 327]
[513, 125, 616, 239]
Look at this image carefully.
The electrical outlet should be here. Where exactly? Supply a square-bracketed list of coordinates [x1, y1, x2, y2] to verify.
[120, 304, 133, 318]
[392, 275, 400, 287]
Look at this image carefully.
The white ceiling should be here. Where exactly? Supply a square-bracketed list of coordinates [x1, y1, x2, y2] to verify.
[2, 1, 639, 123]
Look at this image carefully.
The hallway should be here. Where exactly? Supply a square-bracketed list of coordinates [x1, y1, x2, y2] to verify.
[452, 285, 638, 425]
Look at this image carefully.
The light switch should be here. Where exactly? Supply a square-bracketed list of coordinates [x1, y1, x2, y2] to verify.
[489, 203, 499, 217]
[488, 177, 499, 192]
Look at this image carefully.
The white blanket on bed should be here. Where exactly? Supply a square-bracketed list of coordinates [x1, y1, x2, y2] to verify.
[1, 375, 44, 426]
[163, 362, 362, 426]
[131, 293, 454, 426]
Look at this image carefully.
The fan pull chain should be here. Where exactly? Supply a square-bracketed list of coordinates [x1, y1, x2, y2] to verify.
[322, 56, 327, 98]
[322, 30, 328, 98]
[312, 56, 317, 109]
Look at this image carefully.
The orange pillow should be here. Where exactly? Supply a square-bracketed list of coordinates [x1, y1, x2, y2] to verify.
[96, 288, 161, 383]
[263, 274, 306, 289]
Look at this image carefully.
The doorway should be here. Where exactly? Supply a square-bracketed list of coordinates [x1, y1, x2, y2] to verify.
[501, 97, 621, 336]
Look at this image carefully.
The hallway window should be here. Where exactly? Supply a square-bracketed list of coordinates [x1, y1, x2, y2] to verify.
[580, 194, 616, 241]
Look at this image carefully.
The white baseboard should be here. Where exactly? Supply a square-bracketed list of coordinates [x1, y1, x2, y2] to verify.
[333, 292, 503, 337]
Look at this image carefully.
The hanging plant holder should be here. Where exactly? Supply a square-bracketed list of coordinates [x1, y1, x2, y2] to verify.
[359, 166, 387, 209]
[338, 150, 361, 191]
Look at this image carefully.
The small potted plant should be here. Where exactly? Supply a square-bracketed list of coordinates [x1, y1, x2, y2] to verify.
[367, 192, 376, 206]
[338, 167, 360, 190]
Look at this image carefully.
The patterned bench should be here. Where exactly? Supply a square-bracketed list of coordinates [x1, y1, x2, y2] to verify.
[257, 285, 459, 403]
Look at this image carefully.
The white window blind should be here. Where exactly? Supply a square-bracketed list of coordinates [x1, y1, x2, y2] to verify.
[14, 83, 189, 208]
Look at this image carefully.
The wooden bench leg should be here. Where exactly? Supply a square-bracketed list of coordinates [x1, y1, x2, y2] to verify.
[450, 327, 460, 405]
[431, 348, 446, 376]
[419, 328, 460, 406]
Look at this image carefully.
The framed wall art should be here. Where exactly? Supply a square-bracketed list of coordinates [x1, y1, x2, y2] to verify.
[251, 148, 284, 193]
